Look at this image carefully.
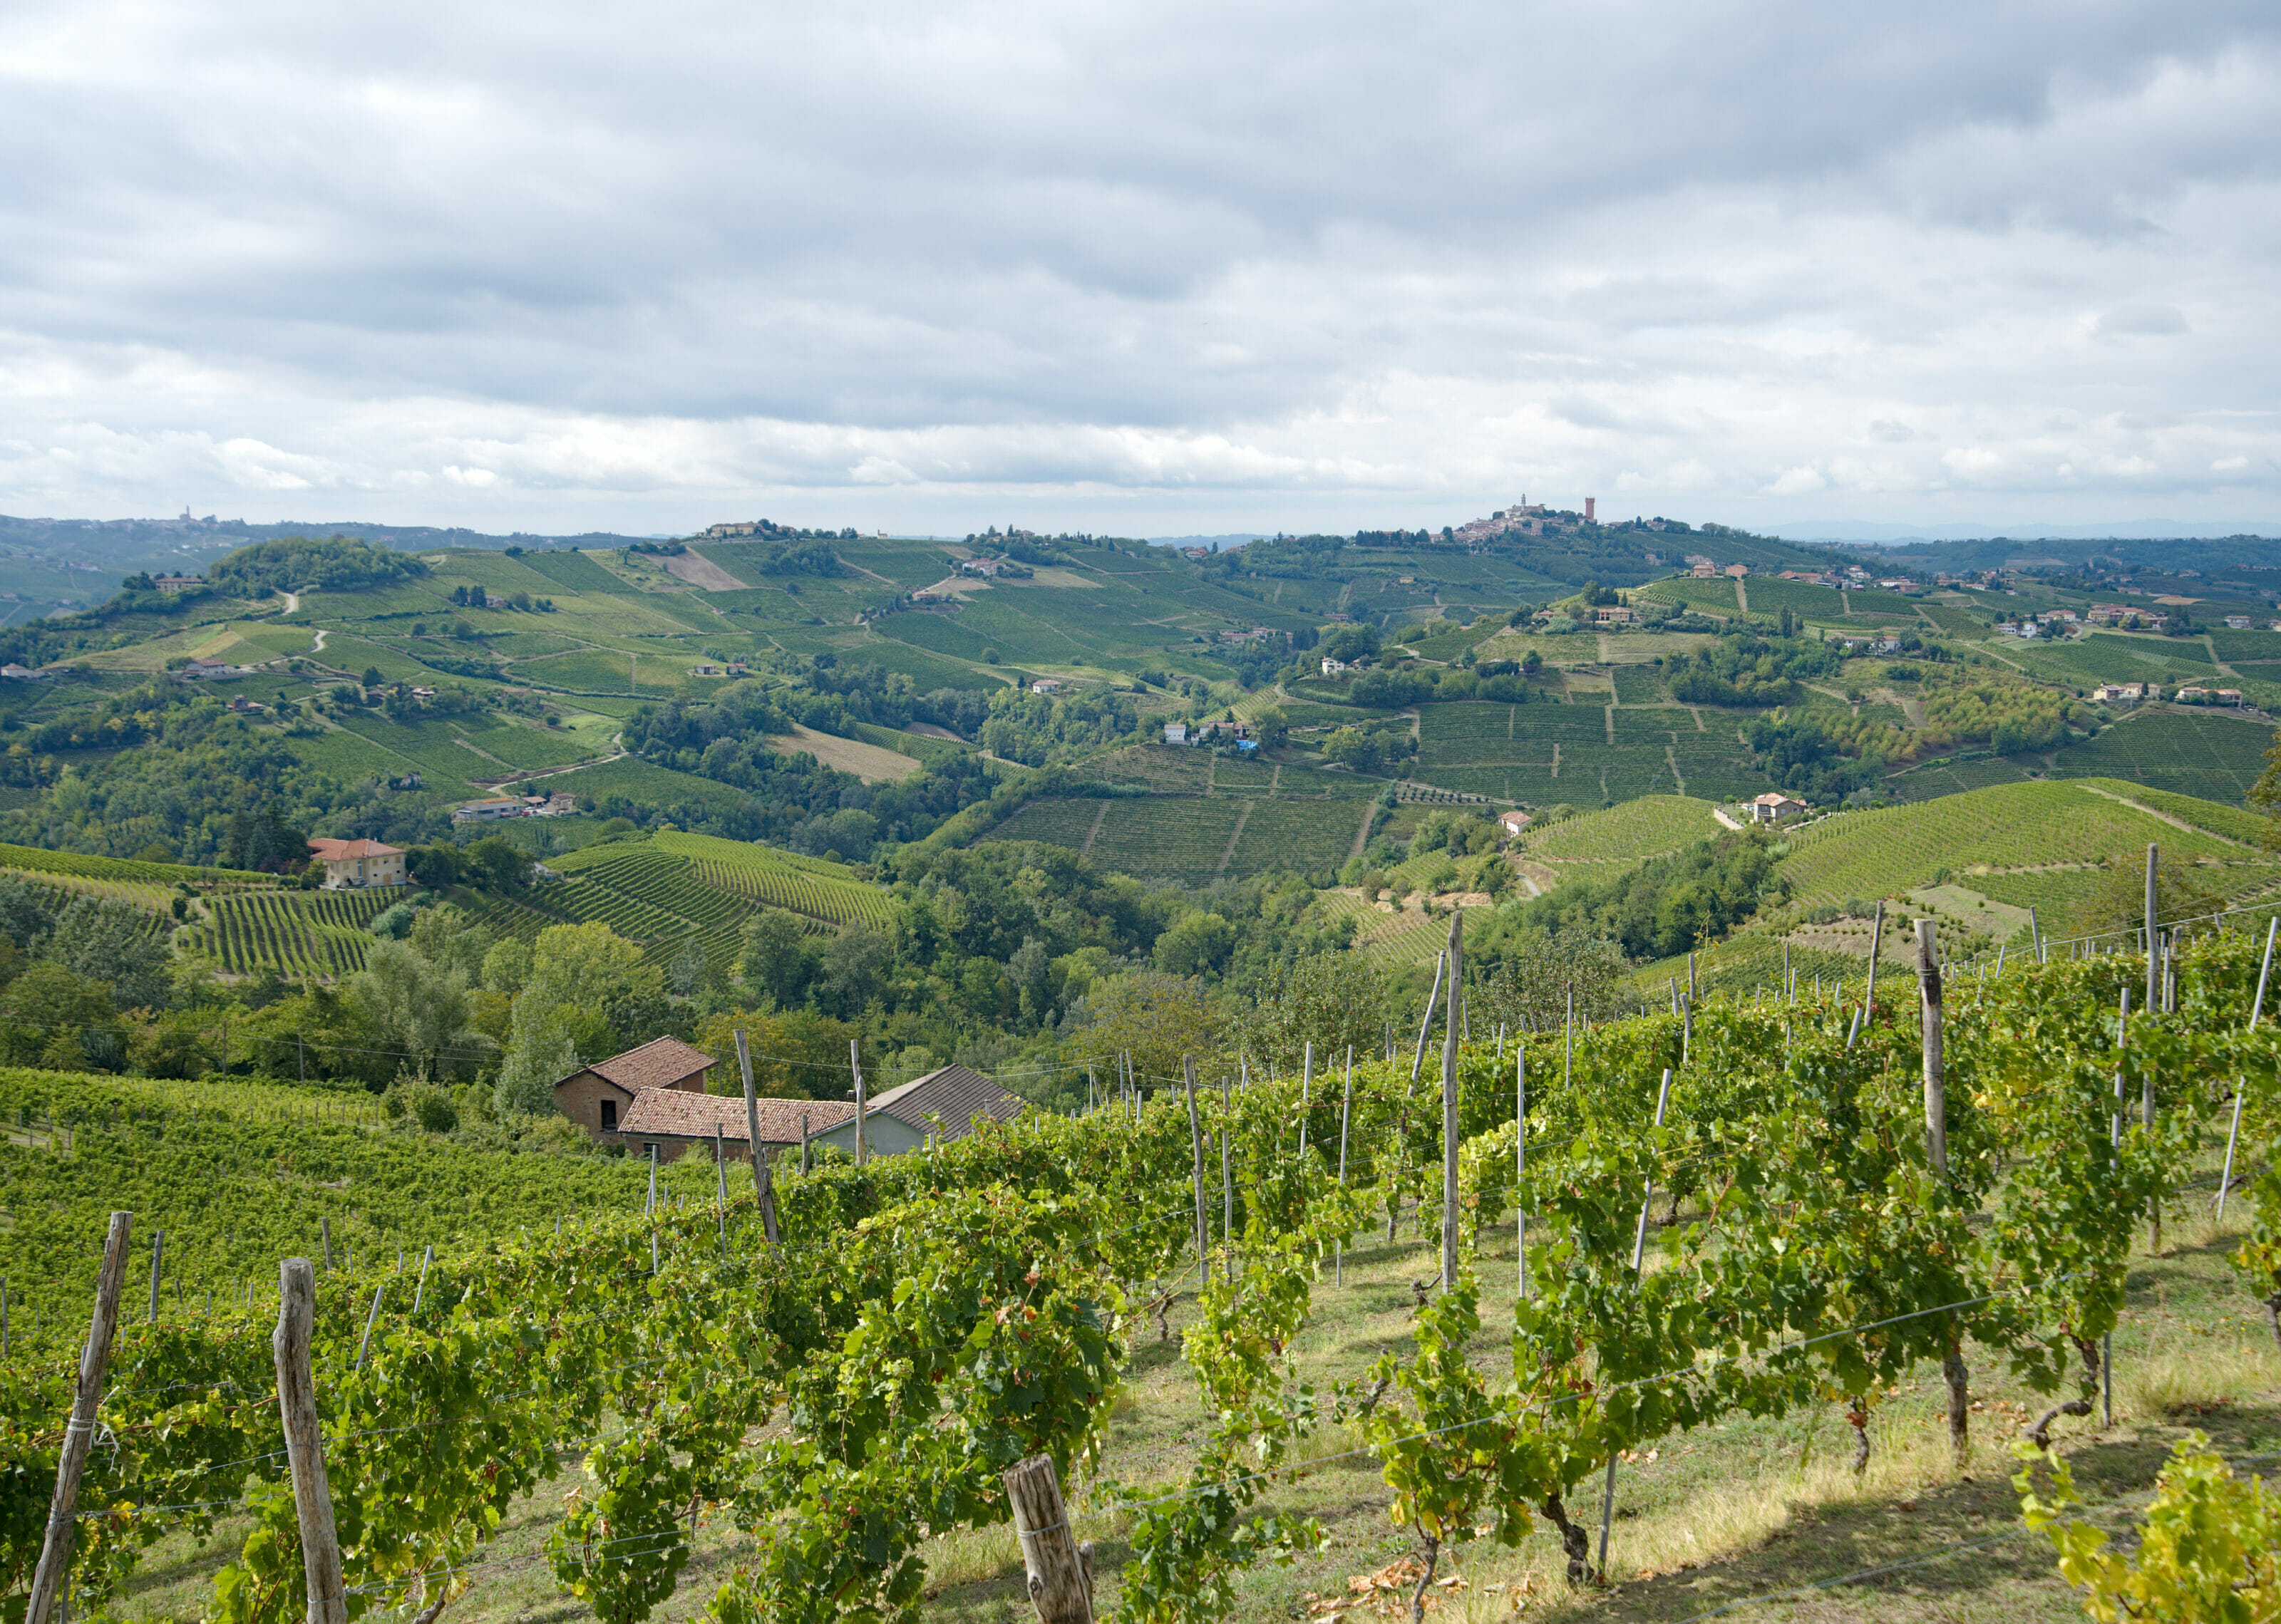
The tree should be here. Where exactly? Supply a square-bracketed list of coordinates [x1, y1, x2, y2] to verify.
[1323, 727, 1383, 771]
[361, 666, 383, 688]
[1008, 936, 1054, 1029]
[740, 909, 813, 1006]
[351, 937, 485, 1083]
[494, 921, 657, 1114]
[813, 923, 891, 1017]
[1065, 970, 1221, 1090]
[1243, 952, 1394, 1073]
[2249, 728, 2281, 848]
[1471, 929, 1629, 1033]
[2076, 854, 2223, 944]
[1153, 911, 1236, 978]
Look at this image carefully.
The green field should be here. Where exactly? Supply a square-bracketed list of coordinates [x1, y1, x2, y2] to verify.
[1778, 778, 2271, 909]
[190, 886, 401, 977]
[2041, 708, 2272, 804]
[1519, 794, 1719, 869]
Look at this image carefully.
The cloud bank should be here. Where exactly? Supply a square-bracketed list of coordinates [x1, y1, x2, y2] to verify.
[1, 0, 2277, 534]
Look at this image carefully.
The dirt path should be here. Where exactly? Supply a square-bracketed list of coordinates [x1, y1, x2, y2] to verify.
[1666, 744, 1686, 796]
[311, 629, 327, 653]
[1081, 802, 1108, 857]
[281, 592, 299, 614]
[1215, 801, 1253, 874]
[663, 549, 749, 593]
[1734, 579, 1749, 613]
[1348, 801, 1376, 864]
[2078, 782, 2255, 847]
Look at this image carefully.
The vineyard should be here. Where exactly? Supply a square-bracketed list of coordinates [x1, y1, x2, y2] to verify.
[1517, 795, 1719, 869]
[9, 932, 2281, 1623]
[189, 889, 403, 978]
[1776, 777, 2274, 909]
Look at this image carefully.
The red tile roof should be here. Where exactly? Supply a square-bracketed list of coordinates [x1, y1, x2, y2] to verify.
[580, 1035, 718, 1095]
[308, 837, 404, 861]
[865, 1065, 1026, 1143]
[617, 1088, 855, 1144]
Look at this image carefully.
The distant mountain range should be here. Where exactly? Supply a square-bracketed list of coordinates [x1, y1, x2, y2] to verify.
[1783, 519, 2279, 544]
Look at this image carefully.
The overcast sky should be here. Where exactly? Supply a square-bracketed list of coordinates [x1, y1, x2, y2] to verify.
[2, 0, 2277, 537]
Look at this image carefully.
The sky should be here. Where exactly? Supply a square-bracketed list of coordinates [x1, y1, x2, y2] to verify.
[2, 0, 2277, 539]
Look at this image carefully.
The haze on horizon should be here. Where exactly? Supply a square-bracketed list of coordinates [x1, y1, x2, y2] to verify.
[1, 0, 2276, 540]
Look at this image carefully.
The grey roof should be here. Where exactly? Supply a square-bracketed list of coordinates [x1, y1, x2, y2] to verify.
[863, 1065, 1026, 1143]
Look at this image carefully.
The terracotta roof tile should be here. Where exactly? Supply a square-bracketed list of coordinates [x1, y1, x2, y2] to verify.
[617, 1089, 855, 1144]
[308, 837, 405, 861]
[585, 1036, 717, 1094]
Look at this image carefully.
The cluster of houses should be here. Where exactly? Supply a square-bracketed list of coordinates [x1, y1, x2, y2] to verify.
[453, 791, 579, 823]
[2091, 682, 2245, 706]
[552, 1036, 1027, 1166]
[1163, 719, 1257, 751]
[1454, 500, 1553, 542]
[686, 661, 751, 678]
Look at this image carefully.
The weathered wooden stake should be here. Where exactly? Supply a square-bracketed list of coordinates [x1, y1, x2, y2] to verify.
[1918, 919, 1947, 1177]
[714, 1124, 729, 1258]
[1003, 1454, 1093, 1623]
[2217, 918, 2276, 1221]
[274, 1258, 348, 1624]
[1184, 1056, 1208, 1286]
[1337, 1047, 1354, 1286]
[2144, 843, 2160, 1016]
[148, 1229, 164, 1323]
[26, 1211, 131, 1624]
[1515, 1047, 1528, 1303]
[733, 1029, 780, 1243]
[1409, 952, 1445, 1092]
[1441, 909, 1463, 1291]
[355, 1283, 384, 1370]
[1299, 1042, 1312, 1156]
[319, 1216, 333, 1273]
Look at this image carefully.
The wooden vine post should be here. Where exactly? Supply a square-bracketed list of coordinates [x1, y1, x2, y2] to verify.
[2143, 844, 2161, 1254]
[1917, 919, 1947, 1176]
[1440, 908, 1463, 1291]
[851, 1040, 869, 1167]
[26, 1211, 133, 1624]
[1184, 1055, 1208, 1286]
[274, 1256, 348, 1624]
[1003, 1454, 1093, 1623]
[735, 1029, 779, 1243]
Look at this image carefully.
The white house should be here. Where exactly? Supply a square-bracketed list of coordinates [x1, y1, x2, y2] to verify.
[1748, 792, 1808, 824]
[1163, 722, 1189, 745]
[1498, 810, 1530, 838]
[307, 837, 408, 889]
[1320, 657, 1349, 676]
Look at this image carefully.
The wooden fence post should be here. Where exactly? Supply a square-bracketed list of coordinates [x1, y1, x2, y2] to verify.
[1184, 1055, 1208, 1287]
[1003, 1454, 1092, 1623]
[148, 1229, 164, 1323]
[274, 1258, 348, 1624]
[1918, 919, 1947, 1177]
[1441, 909, 1463, 1291]
[26, 1211, 132, 1624]
[735, 1029, 779, 1244]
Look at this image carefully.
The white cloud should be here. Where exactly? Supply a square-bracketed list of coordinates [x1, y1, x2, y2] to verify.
[0, 0, 2275, 532]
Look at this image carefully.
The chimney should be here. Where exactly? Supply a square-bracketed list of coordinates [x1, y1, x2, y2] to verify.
[1585, 497, 1595, 522]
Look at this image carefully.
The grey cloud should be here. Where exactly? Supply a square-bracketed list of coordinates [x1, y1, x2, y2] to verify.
[0, 0, 2277, 530]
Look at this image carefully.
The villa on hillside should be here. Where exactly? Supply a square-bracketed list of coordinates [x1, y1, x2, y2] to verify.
[307, 837, 407, 889]
[1748, 792, 1808, 825]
